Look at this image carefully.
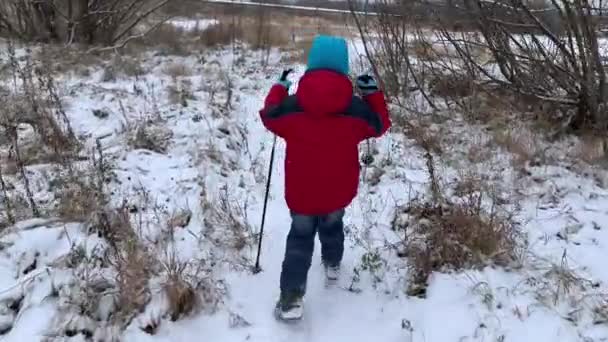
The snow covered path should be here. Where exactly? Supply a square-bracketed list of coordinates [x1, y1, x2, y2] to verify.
[116, 63, 416, 342]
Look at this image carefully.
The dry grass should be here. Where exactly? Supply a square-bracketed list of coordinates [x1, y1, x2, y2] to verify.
[137, 23, 193, 56]
[394, 193, 522, 297]
[124, 116, 173, 154]
[493, 128, 539, 168]
[164, 276, 198, 321]
[402, 119, 443, 155]
[163, 62, 192, 78]
[34, 45, 107, 76]
[593, 295, 608, 324]
[102, 55, 146, 81]
[201, 184, 253, 251]
[428, 73, 476, 99]
[280, 38, 313, 64]
[96, 206, 154, 326]
[161, 254, 199, 322]
[55, 142, 110, 222]
[0, 43, 81, 221]
[141, 16, 291, 54]
[55, 176, 103, 222]
[166, 77, 196, 107]
[89, 206, 138, 248]
[111, 238, 153, 326]
[410, 39, 438, 61]
[572, 134, 607, 164]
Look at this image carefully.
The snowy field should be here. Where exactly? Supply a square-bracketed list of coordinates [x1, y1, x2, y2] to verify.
[0, 21, 607, 342]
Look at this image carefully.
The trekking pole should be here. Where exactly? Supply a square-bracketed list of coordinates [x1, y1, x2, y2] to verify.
[253, 135, 277, 274]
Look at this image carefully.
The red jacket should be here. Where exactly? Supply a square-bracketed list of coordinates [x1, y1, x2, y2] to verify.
[259, 70, 391, 215]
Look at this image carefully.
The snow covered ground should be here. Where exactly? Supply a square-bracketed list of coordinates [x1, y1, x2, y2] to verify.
[168, 18, 219, 31]
[0, 32, 608, 342]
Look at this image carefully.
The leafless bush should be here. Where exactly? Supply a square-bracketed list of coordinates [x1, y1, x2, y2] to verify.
[351, 0, 608, 133]
[201, 184, 253, 251]
[0, 0, 171, 46]
[441, 0, 608, 131]
[348, 0, 439, 109]
[0, 42, 82, 221]
[1, 43, 79, 163]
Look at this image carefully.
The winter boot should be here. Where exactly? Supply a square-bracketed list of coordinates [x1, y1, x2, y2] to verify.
[274, 291, 304, 321]
[324, 263, 340, 286]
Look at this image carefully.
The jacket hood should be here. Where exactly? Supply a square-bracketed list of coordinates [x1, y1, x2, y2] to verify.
[296, 70, 353, 116]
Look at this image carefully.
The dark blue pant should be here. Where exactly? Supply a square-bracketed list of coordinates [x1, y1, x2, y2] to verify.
[280, 209, 345, 294]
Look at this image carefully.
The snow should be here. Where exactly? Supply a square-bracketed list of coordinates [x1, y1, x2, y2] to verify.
[204, 0, 381, 16]
[168, 19, 219, 32]
[0, 35, 607, 342]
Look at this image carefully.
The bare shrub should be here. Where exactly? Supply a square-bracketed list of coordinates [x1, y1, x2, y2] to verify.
[0, 0, 171, 46]
[200, 19, 288, 49]
[437, 0, 607, 132]
[201, 184, 253, 251]
[0, 42, 82, 220]
[0, 43, 79, 163]
[403, 120, 443, 155]
[351, 0, 608, 133]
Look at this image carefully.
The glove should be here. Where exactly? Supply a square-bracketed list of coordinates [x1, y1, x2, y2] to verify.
[277, 68, 294, 89]
[356, 74, 378, 95]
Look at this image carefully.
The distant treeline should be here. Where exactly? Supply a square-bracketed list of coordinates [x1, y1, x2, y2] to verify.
[249, 0, 608, 33]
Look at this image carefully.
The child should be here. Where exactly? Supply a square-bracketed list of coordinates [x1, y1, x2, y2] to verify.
[259, 35, 391, 321]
